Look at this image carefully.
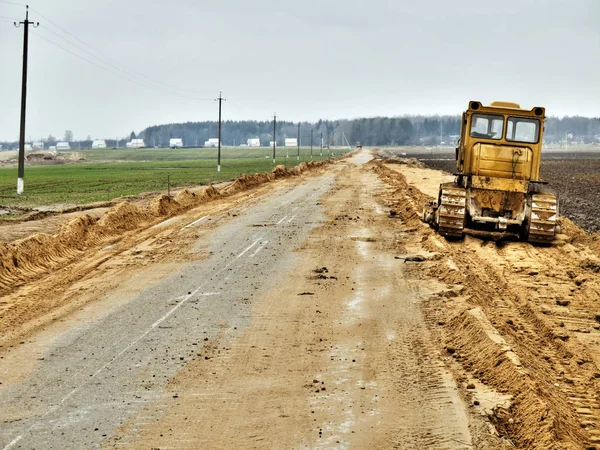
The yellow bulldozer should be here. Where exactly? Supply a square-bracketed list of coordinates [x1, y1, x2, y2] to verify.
[424, 101, 560, 243]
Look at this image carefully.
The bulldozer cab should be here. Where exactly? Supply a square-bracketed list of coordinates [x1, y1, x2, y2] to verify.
[457, 101, 545, 183]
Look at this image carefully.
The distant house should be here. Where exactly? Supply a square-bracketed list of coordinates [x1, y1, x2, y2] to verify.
[92, 139, 107, 149]
[56, 142, 71, 150]
[269, 141, 277, 147]
[127, 139, 145, 149]
[169, 138, 183, 148]
[32, 141, 44, 150]
[247, 138, 260, 147]
[24, 144, 33, 151]
[203, 138, 220, 148]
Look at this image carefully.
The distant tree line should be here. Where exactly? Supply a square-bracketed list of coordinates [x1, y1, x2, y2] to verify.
[138, 117, 463, 148]
[138, 115, 600, 148]
[1, 115, 599, 150]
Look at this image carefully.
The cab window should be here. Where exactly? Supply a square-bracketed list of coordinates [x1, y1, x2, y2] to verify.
[506, 117, 539, 143]
[470, 114, 503, 140]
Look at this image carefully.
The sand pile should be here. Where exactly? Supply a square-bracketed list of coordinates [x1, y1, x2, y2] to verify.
[97, 202, 149, 233]
[220, 173, 272, 196]
[26, 152, 56, 162]
[272, 165, 288, 179]
[0, 232, 81, 293]
[58, 214, 99, 250]
[174, 189, 199, 208]
[447, 308, 585, 448]
[198, 185, 220, 201]
[151, 195, 182, 217]
[289, 162, 308, 176]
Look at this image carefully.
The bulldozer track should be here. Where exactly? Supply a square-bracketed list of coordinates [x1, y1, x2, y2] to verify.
[528, 193, 559, 244]
[436, 184, 466, 238]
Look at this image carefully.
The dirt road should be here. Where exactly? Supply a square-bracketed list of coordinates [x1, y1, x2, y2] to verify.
[2, 150, 600, 449]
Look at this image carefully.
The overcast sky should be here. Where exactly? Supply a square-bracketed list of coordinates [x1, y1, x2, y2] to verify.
[0, 0, 598, 141]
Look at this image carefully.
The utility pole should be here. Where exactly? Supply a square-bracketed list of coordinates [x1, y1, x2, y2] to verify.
[272, 113, 277, 164]
[330, 131, 335, 157]
[297, 123, 300, 160]
[310, 129, 313, 159]
[14, 5, 38, 195]
[215, 91, 225, 172]
[320, 132, 323, 156]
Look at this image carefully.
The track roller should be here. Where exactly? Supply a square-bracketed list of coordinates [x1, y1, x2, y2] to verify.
[526, 193, 559, 244]
[435, 184, 467, 238]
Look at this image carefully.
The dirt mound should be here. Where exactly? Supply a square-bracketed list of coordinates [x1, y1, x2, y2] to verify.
[97, 202, 149, 233]
[173, 189, 198, 208]
[289, 162, 308, 176]
[175, 186, 221, 208]
[221, 173, 274, 196]
[150, 195, 182, 217]
[22, 151, 85, 165]
[0, 202, 149, 295]
[58, 214, 98, 249]
[0, 232, 81, 293]
[447, 308, 584, 448]
[199, 185, 219, 201]
[26, 152, 56, 162]
[271, 165, 289, 179]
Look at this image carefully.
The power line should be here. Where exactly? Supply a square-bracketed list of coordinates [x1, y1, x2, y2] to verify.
[36, 25, 209, 100]
[29, 6, 211, 99]
[39, 24, 210, 99]
[31, 30, 212, 101]
[30, 31, 164, 91]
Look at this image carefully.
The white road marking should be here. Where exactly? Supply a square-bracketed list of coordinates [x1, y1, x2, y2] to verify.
[287, 215, 296, 223]
[249, 241, 269, 258]
[236, 238, 262, 259]
[2, 436, 22, 450]
[276, 215, 288, 224]
[181, 215, 208, 230]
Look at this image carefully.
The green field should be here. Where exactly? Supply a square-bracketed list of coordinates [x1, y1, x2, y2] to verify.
[0, 147, 347, 208]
